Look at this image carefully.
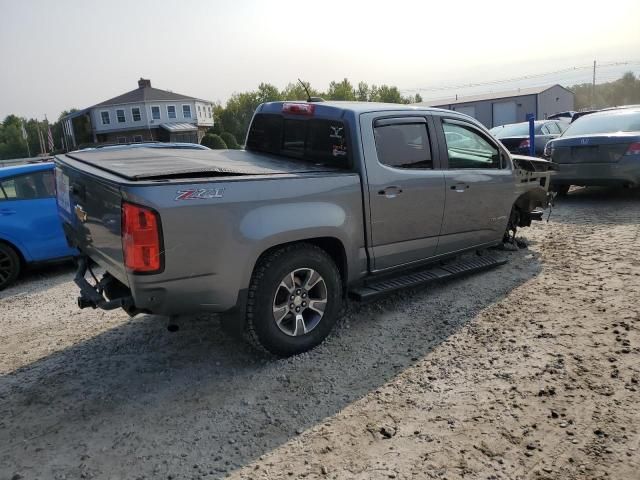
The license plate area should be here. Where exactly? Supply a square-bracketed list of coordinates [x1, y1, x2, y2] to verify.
[55, 169, 72, 213]
[570, 146, 599, 163]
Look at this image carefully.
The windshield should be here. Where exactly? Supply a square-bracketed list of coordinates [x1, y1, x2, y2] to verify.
[492, 122, 539, 138]
[564, 110, 640, 136]
[246, 113, 350, 168]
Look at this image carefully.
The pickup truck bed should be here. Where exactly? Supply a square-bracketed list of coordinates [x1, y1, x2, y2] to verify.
[64, 148, 342, 180]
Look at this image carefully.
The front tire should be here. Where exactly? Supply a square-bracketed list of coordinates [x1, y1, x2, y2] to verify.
[0, 243, 20, 291]
[245, 243, 342, 356]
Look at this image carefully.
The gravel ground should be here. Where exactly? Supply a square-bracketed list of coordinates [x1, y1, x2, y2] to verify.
[1, 187, 639, 480]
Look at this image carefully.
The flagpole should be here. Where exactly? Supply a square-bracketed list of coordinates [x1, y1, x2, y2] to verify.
[21, 121, 31, 158]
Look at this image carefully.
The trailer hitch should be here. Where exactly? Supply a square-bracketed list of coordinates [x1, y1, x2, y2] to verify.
[74, 257, 135, 312]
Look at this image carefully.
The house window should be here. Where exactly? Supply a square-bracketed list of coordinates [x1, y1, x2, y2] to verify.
[131, 107, 141, 122]
[208, 106, 212, 118]
[167, 105, 176, 119]
[132, 135, 143, 143]
[151, 106, 161, 120]
[100, 111, 110, 125]
[117, 136, 127, 144]
[116, 109, 126, 123]
[182, 105, 192, 119]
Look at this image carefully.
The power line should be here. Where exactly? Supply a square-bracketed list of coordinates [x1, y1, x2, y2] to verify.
[402, 60, 640, 94]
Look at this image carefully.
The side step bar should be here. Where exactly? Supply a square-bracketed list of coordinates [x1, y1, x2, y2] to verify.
[349, 255, 507, 301]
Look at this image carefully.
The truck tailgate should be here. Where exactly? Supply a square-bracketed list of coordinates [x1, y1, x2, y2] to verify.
[55, 159, 128, 285]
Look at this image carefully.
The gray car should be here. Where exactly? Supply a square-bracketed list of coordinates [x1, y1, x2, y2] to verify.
[545, 106, 640, 194]
[56, 101, 554, 356]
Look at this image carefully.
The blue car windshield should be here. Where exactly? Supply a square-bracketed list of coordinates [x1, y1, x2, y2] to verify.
[565, 110, 640, 136]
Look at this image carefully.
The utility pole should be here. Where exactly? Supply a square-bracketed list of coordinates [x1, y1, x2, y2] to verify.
[591, 60, 596, 108]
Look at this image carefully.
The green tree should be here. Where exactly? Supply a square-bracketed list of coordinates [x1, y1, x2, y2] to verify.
[209, 104, 225, 135]
[281, 81, 322, 101]
[327, 78, 356, 101]
[0, 115, 29, 159]
[375, 85, 406, 104]
[568, 71, 640, 110]
[356, 82, 370, 101]
[220, 132, 240, 149]
[201, 133, 227, 149]
[256, 83, 282, 104]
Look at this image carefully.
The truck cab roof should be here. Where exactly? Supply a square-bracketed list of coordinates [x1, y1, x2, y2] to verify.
[257, 100, 450, 117]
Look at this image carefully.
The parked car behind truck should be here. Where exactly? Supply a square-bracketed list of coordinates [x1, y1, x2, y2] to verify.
[0, 162, 77, 290]
[490, 120, 567, 157]
[545, 106, 640, 194]
[56, 101, 554, 356]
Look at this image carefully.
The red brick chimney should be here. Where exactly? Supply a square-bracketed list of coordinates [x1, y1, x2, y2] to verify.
[138, 78, 151, 89]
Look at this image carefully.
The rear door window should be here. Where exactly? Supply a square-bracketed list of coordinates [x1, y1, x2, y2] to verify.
[0, 170, 55, 200]
[373, 121, 433, 169]
[246, 114, 349, 168]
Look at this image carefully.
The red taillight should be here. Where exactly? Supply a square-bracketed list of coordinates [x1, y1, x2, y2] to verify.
[519, 139, 530, 149]
[122, 201, 163, 273]
[282, 102, 315, 116]
[625, 142, 640, 156]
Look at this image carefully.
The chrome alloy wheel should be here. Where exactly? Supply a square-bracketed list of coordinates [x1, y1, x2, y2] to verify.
[272, 268, 328, 336]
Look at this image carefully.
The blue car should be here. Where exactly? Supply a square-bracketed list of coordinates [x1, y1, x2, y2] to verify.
[0, 162, 77, 290]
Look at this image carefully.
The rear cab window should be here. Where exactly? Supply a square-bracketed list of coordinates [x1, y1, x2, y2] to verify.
[246, 113, 350, 169]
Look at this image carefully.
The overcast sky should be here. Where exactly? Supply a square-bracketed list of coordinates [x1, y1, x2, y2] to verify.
[1, 0, 639, 120]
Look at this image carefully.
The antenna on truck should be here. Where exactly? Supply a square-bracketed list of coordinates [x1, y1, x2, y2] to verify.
[298, 78, 324, 103]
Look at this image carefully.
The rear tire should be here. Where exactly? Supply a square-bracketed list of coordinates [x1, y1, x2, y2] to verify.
[0, 243, 20, 291]
[244, 243, 342, 357]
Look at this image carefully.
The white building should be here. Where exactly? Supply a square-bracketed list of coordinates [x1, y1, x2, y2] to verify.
[63, 78, 214, 146]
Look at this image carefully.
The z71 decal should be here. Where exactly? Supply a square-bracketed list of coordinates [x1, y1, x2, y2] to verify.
[175, 187, 225, 200]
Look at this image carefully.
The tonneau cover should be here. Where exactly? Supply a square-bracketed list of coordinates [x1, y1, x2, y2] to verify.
[63, 148, 340, 180]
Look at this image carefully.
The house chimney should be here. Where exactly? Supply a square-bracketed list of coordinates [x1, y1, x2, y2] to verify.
[138, 78, 151, 89]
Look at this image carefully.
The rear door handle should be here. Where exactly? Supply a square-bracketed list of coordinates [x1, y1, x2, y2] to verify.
[450, 184, 470, 193]
[378, 186, 403, 198]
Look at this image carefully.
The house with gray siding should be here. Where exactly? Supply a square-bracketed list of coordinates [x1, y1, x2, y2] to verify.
[415, 84, 574, 128]
[62, 78, 214, 146]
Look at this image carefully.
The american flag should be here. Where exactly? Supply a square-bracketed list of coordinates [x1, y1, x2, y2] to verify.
[47, 123, 54, 152]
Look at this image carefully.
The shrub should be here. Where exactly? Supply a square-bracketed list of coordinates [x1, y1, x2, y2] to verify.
[220, 132, 240, 149]
[201, 133, 227, 149]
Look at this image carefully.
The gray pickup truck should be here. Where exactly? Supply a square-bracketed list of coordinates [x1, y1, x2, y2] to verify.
[55, 101, 554, 356]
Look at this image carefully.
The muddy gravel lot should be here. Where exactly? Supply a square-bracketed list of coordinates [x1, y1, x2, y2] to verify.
[1, 187, 639, 480]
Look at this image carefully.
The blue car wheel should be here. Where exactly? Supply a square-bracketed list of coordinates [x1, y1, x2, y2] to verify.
[0, 243, 20, 290]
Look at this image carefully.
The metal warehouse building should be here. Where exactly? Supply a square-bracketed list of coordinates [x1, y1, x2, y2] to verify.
[416, 84, 574, 128]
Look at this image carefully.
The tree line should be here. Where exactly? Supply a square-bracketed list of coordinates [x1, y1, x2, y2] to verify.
[571, 71, 640, 110]
[2, 73, 640, 159]
[203, 79, 423, 148]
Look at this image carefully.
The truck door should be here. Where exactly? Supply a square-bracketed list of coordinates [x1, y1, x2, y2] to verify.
[435, 117, 515, 254]
[360, 113, 445, 271]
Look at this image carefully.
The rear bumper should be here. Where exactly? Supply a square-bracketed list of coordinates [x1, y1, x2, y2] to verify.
[551, 159, 640, 186]
[74, 254, 243, 316]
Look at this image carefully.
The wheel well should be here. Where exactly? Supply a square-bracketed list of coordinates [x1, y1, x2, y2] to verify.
[0, 239, 25, 266]
[256, 237, 348, 287]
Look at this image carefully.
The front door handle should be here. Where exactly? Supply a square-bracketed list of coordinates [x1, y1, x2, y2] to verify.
[378, 186, 403, 198]
[450, 184, 470, 193]
[0, 209, 16, 215]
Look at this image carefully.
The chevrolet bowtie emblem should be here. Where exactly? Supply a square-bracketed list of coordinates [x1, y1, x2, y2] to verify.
[74, 204, 88, 223]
